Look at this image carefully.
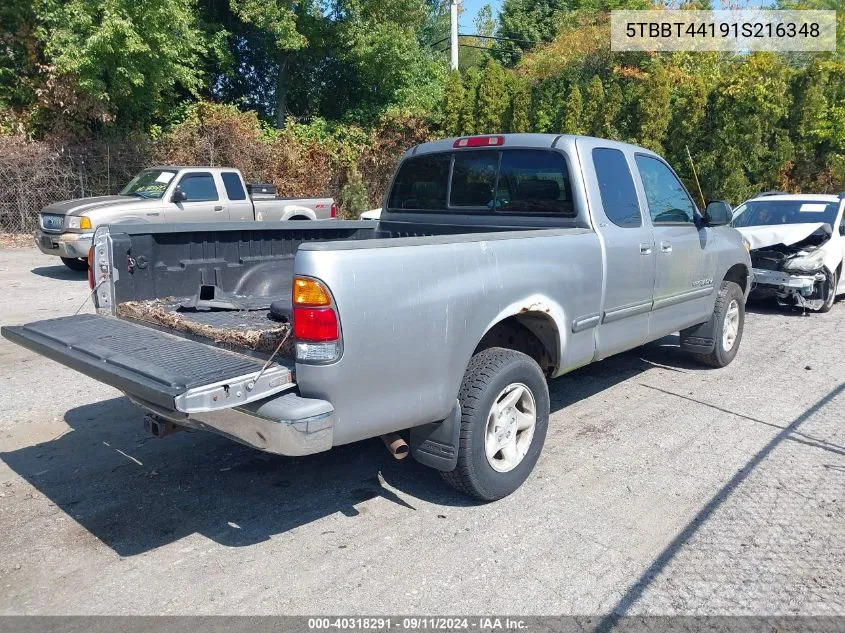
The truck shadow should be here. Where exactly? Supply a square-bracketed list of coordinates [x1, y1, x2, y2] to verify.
[30, 265, 88, 281]
[1, 336, 689, 557]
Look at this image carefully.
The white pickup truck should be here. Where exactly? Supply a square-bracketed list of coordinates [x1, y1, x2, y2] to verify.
[35, 166, 336, 270]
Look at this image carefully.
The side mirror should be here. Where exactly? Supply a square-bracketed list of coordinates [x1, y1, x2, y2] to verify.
[171, 188, 187, 203]
[839, 224, 845, 237]
[704, 200, 732, 226]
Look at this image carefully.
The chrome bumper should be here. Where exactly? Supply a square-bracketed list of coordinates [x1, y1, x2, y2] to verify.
[35, 230, 93, 259]
[129, 391, 335, 457]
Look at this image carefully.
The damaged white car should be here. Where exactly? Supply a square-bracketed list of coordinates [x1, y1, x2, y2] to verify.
[732, 193, 845, 312]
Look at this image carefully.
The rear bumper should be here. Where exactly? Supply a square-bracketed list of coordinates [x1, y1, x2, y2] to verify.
[2, 314, 333, 457]
[34, 230, 93, 259]
[131, 391, 335, 457]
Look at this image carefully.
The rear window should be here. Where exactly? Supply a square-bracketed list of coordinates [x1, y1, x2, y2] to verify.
[495, 150, 573, 215]
[387, 154, 450, 210]
[221, 172, 247, 201]
[387, 149, 575, 216]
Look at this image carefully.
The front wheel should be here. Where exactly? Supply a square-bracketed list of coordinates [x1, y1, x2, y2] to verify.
[694, 281, 745, 368]
[60, 257, 89, 271]
[440, 347, 549, 501]
[817, 270, 838, 313]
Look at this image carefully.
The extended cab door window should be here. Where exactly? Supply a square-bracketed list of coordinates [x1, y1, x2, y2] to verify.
[593, 148, 642, 227]
[221, 172, 247, 201]
[634, 155, 697, 225]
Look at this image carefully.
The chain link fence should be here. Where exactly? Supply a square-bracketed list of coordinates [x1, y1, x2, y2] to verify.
[0, 137, 152, 233]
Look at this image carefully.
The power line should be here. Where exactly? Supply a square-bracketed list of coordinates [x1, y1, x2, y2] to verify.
[458, 33, 538, 45]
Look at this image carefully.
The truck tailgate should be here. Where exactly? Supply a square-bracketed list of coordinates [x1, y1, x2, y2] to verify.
[1, 314, 294, 413]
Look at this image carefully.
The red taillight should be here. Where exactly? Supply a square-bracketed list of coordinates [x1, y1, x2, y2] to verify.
[330, 202, 337, 218]
[293, 307, 339, 341]
[87, 247, 95, 289]
[453, 135, 504, 148]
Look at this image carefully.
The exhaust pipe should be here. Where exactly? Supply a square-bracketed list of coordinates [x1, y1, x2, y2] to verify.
[381, 433, 409, 460]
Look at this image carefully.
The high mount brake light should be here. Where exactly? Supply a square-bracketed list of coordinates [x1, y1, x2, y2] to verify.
[453, 135, 505, 148]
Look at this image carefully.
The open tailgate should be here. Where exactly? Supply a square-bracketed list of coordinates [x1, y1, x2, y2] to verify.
[1, 314, 293, 413]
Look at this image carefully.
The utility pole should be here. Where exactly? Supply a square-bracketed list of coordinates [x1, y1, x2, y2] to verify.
[450, 0, 459, 71]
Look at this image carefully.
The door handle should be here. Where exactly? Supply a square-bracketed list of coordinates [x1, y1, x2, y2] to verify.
[639, 243, 652, 255]
[214, 205, 224, 212]
[660, 241, 673, 253]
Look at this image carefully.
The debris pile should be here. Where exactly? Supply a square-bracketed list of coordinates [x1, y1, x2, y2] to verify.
[118, 299, 292, 355]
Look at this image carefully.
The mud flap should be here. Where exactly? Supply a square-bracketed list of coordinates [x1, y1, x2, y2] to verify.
[410, 401, 462, 472]
[679, 318, 716, 354]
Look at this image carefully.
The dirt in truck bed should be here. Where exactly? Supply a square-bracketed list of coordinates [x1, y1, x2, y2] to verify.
[117, 299, 292, 355]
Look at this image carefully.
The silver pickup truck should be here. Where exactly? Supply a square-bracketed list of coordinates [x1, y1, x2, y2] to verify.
[35, 166, 335, 270]
[4, 134, 751, 500]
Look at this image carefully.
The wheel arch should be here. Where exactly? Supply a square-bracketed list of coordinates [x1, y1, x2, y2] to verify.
[473, 309, 561, 375]
[723, 263, 750, 294]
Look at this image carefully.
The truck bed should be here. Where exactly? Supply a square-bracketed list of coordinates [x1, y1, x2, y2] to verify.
[102, 220, 545, 359]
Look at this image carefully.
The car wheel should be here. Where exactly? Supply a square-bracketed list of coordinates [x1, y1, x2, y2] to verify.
[694, 281, 745, 368]
[60, 257, 89, 272]
[817, 270, 838, 313]
[440, 347, 549, 501]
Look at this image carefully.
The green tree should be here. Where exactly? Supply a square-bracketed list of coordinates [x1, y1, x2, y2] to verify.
[442, 70, 464, 136]
[459, 66, 481, 134]
[636, 60, 671, 153]
[506, 76, 532, 132]
[0, 1, 40, 128]
[476, 58, 509, 132]
[561, 84, 585, 134]
[585, 75, 605, 137]
[492, 0, 568, 67]
[36, 0, 207, 129]
[229, 0, 312, 128]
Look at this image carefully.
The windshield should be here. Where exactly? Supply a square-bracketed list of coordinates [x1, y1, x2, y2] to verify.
[120, 169, 177, 199]
[731, 199, 839, 228]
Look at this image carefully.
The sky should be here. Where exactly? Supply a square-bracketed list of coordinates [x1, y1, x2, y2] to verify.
[460, 0, 503, 31]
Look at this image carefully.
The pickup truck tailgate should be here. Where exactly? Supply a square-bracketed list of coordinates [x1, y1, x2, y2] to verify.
[1, 314, 294, 413]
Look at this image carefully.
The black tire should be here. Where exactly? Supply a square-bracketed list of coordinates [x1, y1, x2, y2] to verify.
[817, 270, 838, 313]
[440, 347, 549, 501]
[694, 281, 745, 368]
[60, 257, 89, 271]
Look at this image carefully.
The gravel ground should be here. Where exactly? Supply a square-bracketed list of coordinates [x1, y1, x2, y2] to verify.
[0, 246, 843, 616]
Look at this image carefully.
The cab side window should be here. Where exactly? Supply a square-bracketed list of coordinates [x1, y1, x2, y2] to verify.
[221, 173, 247, 201]
[593, 148, 641, 228]
[177, 173, 219, 202]
[634, 155, 697, 225]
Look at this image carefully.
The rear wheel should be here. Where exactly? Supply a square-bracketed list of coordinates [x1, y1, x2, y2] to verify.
[694, 281, 745, 368]
[60, 257, 88, 271]
[440, 347, 549, 501]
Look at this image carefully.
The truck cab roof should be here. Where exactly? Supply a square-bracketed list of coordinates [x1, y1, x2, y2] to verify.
[405, 133, 657, 158]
